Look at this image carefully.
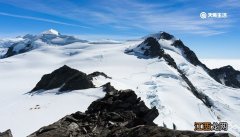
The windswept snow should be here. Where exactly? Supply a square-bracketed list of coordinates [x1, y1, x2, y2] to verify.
[0, 35, 240, 136]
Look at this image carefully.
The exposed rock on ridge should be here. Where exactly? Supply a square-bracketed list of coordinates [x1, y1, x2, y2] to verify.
[28, 83, 231, 137]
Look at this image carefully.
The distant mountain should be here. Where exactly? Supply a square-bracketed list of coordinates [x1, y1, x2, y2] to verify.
[141, 31, 240, 89]
[125, 35, 213, 108]
[0, 29, 87, 58]
[210, 65, 240, 88]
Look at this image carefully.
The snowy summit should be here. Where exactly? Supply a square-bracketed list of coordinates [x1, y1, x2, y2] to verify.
[41, 29, 60, 36]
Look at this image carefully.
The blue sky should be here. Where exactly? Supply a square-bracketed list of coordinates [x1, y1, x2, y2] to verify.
[0, 0, 240, 58]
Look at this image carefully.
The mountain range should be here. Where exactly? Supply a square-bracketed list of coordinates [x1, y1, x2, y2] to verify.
[0, 29, 239, 137]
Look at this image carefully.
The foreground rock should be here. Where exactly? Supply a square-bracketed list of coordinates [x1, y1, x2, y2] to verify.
[28, 84, 231, 137]
[31, 65, 95, 93]
[0, 129, 13, 137]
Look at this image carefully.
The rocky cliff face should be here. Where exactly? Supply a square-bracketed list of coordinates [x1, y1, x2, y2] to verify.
[209, 65, 240, 88]
[28, 83, 231, 137]
[0, 129, 13, 137]
[30, 65, 95, 93]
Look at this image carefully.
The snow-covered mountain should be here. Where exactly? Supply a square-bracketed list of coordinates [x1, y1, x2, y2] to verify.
[0, 30, 240, 136]
[0, 29, 87, 58]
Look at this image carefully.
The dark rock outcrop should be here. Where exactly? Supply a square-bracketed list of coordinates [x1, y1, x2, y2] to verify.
[171, 39, 209, 70]
[171, 39, 240, 89]
[146, 31, 174, 40]
[101, 82, 118, 95]
[0, 129, 13, 137]
[28, 84, 159, 137]
[209, 65, 240, 88]
[87, 71, 111, 80]
[142, 37, 164, 57]
[158, 32, 174, 40]
[28, 84, 231, 137]
[31, 65, 94, 93]
[162, 52, 213, 108]
[124, 37, 164, 58]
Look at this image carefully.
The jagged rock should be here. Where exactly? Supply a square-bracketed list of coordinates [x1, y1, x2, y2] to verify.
[101, 82, 118, 95]
[125, 37, 164, 58]
[88, 71, 112, 80]
[159, 32, 174, 40]
[31, 65, 94, 93]
[171, 39, 240, 89]
[209, 65, 240, 88]
[171, 39, 208, 69]
[28, 84, 231, 137]
[0, 129, 13, 137]
[162, 52, 213, 108]
[28, 84, 158, 137]
[142, 37, 164, 57]
[146, 31, 174, 40]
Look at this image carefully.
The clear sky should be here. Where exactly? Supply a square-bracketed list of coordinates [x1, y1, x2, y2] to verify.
[0, 0, 239, 59]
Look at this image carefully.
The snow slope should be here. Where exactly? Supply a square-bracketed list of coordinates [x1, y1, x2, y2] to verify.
[0, 31, 239, 136]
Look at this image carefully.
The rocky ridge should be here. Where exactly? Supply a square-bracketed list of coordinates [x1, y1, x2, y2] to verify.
[28, 83, 232, 137]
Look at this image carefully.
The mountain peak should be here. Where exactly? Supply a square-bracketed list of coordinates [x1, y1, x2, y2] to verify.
[145, 31, 174, 40]
[41, 29, 60, 36]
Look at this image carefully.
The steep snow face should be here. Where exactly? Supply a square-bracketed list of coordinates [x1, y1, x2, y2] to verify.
[0, 33, 240, 136]
[158, 39, 240, 136]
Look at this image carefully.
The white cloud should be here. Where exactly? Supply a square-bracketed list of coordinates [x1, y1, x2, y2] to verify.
[0, 12, 90, 28]
[0, 0, 236, 36]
